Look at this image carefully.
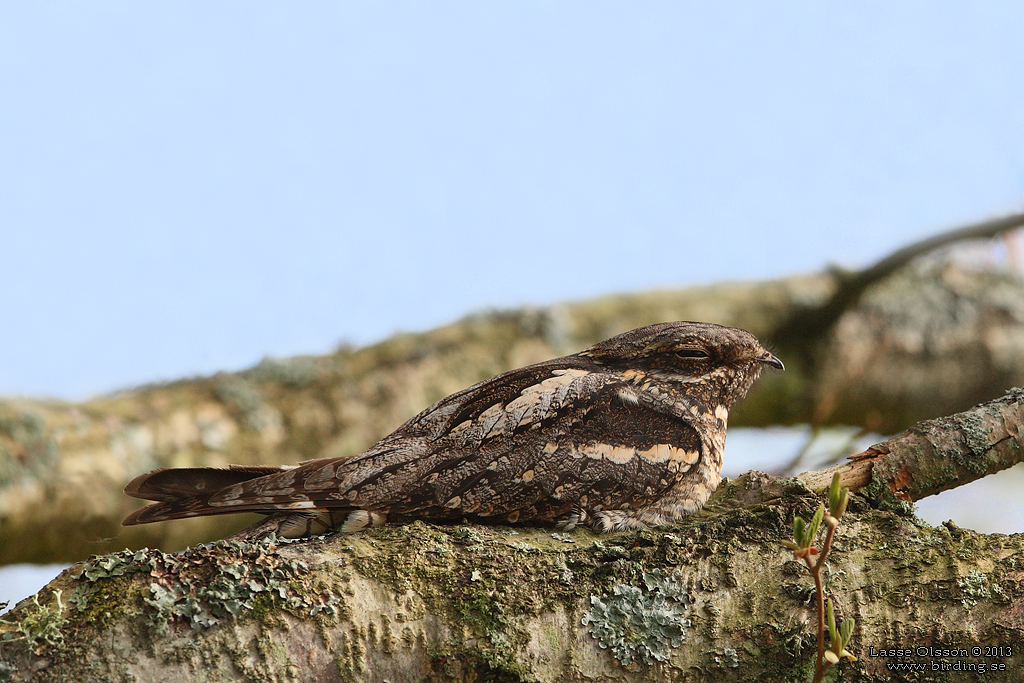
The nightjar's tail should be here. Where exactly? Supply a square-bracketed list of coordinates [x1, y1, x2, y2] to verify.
[122, 464, 383, 538]
[122, 465, 293, 525]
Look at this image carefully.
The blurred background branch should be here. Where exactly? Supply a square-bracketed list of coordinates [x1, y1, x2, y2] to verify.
[775, 209, 1024, 362]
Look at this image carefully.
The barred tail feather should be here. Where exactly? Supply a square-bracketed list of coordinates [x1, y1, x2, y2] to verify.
[124, 494, 382, 542]
[123, 465, 303, 526]
[122, 494, 232, 526]
[121, 464, 370, 532]
[124, 465, 296, 503]
[121, 459, 390, 539]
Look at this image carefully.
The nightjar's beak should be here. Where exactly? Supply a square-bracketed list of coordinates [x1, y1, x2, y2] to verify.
[758, 352, 785, 371]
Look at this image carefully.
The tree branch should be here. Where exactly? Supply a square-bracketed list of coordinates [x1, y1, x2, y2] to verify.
[798, 388, 1024, 509]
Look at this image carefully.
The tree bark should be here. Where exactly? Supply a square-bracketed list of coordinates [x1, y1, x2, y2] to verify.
[2, 391, 1023, 682]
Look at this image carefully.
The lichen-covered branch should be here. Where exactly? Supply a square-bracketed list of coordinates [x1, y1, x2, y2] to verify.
[798, 388, 1024, 510]
[2, 476, 1022, 683]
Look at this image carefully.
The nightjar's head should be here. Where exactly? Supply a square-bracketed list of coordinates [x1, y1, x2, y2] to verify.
[580, 321, 783, 409]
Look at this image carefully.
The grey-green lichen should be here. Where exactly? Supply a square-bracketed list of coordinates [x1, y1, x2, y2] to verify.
[341, 521, 565, 679]
[859, 470, 917, 516]
[0, 590, 67, 649]
[64, 535, 341, 637]
[581, 569, 692, 666]
[956, 410, 993, 460]
[956, 569, 1003, 607]
[716, 646, 740, 668]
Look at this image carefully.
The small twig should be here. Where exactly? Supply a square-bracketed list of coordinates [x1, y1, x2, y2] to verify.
[783, 474, 855, 682]
[807, 522, 838, 683]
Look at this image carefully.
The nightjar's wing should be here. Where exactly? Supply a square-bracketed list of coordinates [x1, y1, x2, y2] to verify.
[363, 367, 709, 525]
[123, 357, 706, 529]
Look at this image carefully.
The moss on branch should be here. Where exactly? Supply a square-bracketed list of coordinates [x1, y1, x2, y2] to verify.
[3, 467, 1023, 683]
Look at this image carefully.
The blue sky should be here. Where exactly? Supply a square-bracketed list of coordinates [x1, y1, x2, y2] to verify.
[2, 2, 1022, 399]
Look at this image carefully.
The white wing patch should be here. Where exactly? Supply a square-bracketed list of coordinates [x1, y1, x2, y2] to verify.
[638, 444, 673, 462]
[451, 367, 592, 440]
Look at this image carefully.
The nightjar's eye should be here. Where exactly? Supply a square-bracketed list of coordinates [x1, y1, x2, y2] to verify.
[674, 349, 710, 359]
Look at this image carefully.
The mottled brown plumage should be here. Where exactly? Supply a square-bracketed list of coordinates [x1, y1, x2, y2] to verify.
[123, 322, 782, 538]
